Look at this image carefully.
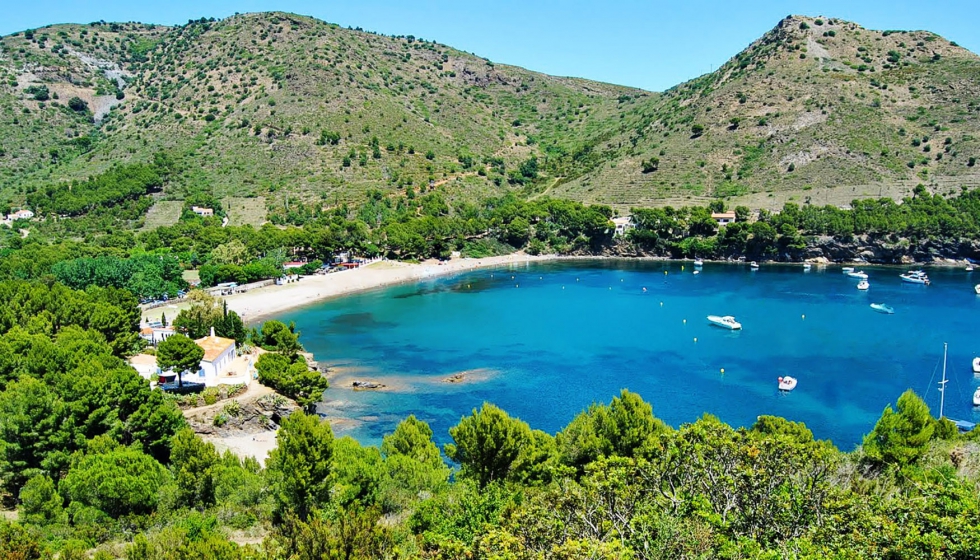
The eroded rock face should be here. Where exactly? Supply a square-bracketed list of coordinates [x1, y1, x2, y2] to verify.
[187, 393, 299, 437]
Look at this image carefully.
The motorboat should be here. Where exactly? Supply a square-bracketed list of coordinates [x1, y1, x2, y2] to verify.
[973, 356, 980, 374]
[803, 262, 812, 271]
[707, 315, 742, 330]
[870, 303, 894, 314]
[967, 265, 975, 272]
[693, 270, 700, 275]
[846, 270, 869, 279]
[778, 376, 798, 391]
[693, 258, 704, 267]
[974, 387, 980, 406]
[857, 280, 870, 290]
[842, 266, 854, 274]
[750, 261, 759, 270]
[900, 270, 930, 285]
[975, 284, 980, 295]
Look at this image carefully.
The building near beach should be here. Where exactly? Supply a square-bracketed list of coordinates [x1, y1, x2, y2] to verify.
[193, 328, 237, 385]
[612, 216, 634, 236]
[711, 212, 736, 227]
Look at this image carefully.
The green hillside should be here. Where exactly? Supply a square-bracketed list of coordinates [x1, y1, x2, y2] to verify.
[0, 13, 978, 222]
[555, 15, 980, 209]
[0, 13, 643, 222]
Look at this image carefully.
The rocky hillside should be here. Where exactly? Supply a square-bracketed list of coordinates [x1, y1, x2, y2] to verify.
[0, 13, 978, 219]
[555, 15, 980, 208]
[0, 13, 642, 215]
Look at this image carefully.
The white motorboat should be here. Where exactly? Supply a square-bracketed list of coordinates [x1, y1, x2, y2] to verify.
[847, 270, 869, 279]
[857, 280, 870, 290]
[974, 388, 980, 406]
[870, 303, 894, 314]
[706, 315, 742, 330]
[750, 261, 759, 269]
[973, 357, 980, 374]
[975, 284, 980, 295]
[803, 262, 812, 270]
[900, 270, 930, 285]
[693, 258, 704, 267]
[967, 265, 975, 272]
[778, 376, 798, 391]
[841, 266, 854, 274]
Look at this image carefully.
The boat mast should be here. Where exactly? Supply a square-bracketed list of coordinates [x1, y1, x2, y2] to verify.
[939, 343, 948, 419]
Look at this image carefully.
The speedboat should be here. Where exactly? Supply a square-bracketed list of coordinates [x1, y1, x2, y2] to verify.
[974, 387, 980, 406]
[842, 266, 854, 274]
[750, 261, 759, 270]
[706, 315, 742, 330]
[900, 270, 930, 285]
[778, 376, 798, 391]
[975, 284, 980, 295]
[693, 258, 704, 267]
[967, 265, 975, 272]
[870, 303, 894, 314]
[973, 357, 980, 374]
[847, 270, 869, 279]
[857, 280, 870, 290]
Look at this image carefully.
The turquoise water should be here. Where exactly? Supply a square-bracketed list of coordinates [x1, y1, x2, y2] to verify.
[281, 260, 980, 450]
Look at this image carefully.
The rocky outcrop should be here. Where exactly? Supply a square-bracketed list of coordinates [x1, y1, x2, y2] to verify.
[188, 393, 298, 437]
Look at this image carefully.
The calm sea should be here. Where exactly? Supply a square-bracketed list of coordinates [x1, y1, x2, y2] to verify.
[279, 260, 980, 451]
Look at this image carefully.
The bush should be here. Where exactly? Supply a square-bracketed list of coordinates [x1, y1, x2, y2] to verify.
[67, 97, 89, 112]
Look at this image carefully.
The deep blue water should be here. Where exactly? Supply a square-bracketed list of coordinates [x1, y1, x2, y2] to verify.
[279, 260, 980, 451]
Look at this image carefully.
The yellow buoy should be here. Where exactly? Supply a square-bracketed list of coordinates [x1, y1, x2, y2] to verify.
[664, 270, 668, 275]
[720, 368, 725, 374]
[682, 265, 685, 271]
[802, 314, 806, 320]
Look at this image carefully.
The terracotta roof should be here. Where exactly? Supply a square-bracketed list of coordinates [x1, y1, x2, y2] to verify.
[194, 335, 236, 362]
[129, 354, 158, 366]
[711, 212, 736, 219]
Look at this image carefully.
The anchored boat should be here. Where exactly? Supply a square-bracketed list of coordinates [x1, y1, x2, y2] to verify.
[706, 315, 742, 330]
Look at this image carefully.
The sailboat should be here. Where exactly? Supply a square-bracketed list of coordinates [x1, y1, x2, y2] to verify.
[937, 343, 977, 430]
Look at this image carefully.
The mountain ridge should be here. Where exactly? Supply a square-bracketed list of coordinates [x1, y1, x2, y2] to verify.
[0, 12, 978, 224]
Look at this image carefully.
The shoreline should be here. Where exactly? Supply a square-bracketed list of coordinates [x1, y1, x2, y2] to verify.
[225, 253, 565, 324]
[221, 253, 974, 325]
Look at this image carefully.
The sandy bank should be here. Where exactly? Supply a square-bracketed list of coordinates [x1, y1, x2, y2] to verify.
[225, 253, 559, 324]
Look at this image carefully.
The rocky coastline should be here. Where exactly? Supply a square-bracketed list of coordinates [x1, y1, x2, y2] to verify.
[585, 235, 980, 265]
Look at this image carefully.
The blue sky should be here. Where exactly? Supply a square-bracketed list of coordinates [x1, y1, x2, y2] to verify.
[2, 1, 976, 91]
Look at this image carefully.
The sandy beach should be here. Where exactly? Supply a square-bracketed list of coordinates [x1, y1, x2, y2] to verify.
[224, 253, 559, 324]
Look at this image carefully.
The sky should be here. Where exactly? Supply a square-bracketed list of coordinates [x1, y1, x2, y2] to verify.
[1, 0, 976, 92]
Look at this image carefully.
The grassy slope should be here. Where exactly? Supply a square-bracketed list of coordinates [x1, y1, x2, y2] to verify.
[0, 13, 978, 218]
[556, 15, 980, 209]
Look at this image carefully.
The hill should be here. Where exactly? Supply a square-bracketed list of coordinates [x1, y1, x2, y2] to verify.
[0, 13, 643, 224]
[0, 13, 978, 223]
[554, 15, 980, 209]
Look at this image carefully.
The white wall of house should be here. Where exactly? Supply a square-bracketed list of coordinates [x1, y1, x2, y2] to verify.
[195, 344, 236, 386]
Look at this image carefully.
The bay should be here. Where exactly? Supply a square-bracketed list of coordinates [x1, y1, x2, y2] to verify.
[279, 260, 980, 450]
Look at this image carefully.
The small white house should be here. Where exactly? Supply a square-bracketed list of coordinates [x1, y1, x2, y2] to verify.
[140, 326, 175, 346]
[192, 328, 237, 386]
[191, 206, 214, 217]
[129, 353, 161, 382]
[612, 216, 635, 237]
[7, 209, 34, 221]
[711, 212, 736, 227]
